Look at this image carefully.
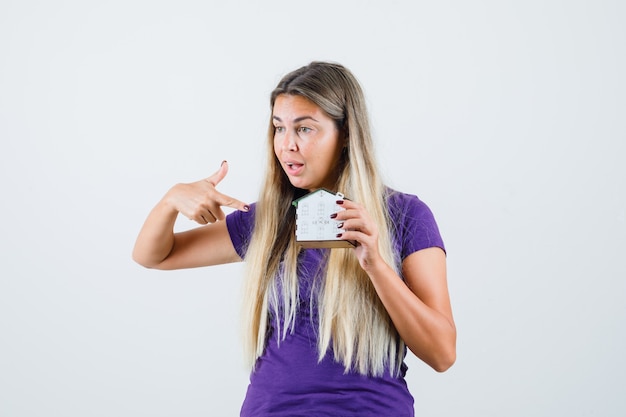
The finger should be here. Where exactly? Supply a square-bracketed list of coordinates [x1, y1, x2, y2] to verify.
[192, 211, 216, 225]
[332, 208, 359, 222]
[203, 210, 218, 224]
[206, 160, 229, 187]
[336, 198, 358, 209]
[214, 192, 250, 214]
[338, 218, 364, 232]
[336, 229, 366, 247]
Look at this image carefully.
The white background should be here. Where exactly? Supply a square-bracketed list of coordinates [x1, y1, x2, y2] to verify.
[1, 1, 625, 416]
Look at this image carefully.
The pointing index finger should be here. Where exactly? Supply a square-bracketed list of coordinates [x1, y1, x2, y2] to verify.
[217, 191, 250, 213]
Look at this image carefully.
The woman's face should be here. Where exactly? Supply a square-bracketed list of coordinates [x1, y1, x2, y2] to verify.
[273, 94, 344, 192]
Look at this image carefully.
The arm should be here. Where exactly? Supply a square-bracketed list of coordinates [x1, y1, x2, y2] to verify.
[365, 248, 455, 372]
[132, 161, 249, 270]
[335, 200, 456, 372]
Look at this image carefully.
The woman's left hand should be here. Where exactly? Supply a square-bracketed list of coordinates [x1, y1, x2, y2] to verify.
[333, 199, 456, 372]
[333, 199, 383, 272]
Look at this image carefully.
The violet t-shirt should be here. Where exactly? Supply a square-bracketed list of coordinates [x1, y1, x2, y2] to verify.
[226, 190, 445, 417]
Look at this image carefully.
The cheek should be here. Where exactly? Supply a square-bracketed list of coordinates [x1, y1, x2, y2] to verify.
[273, 138, 281, 157]
[324, 140, 343, 165]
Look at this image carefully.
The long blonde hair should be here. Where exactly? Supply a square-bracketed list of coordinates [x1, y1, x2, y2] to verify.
[241, 62, 404, 376]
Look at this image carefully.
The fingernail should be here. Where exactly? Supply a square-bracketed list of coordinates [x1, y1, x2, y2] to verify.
[330, 213, 337, 219]
[221, 160, 227, 166]
[336, 200, 344, 205]
[243, 205, 250, 212]
[337, 222, 344, 229]
[336, 233, 343, 238]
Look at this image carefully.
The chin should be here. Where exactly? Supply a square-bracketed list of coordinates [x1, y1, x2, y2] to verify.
[287, 178, 312, 191]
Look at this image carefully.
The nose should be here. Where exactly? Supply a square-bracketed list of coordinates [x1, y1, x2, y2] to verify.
[282, 130, 298, 152]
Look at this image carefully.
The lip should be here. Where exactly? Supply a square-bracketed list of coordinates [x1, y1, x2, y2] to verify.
[284, 160, 304, 175]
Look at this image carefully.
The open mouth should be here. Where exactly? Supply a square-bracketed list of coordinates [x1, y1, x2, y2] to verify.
[285, 162, 304, 173]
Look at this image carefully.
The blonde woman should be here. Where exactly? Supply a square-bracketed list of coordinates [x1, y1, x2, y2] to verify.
[133, 61, 456, 416]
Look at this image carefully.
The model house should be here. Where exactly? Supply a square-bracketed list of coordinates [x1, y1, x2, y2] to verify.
[292, 189, 355, 248]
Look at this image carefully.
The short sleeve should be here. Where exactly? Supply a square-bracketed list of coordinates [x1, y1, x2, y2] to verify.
[387, 191, 445, 261]
[226, 203, 256, 259]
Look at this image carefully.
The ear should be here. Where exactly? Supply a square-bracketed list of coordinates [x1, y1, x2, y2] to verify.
[341, 125, 349, 143]
[341, 136, 349, 158]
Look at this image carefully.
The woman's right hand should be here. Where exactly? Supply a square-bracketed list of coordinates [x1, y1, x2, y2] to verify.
[167, 160, 250, 225]
[132, 161, 249, 269]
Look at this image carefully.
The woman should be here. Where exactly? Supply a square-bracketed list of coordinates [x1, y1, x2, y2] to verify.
[133, 61, 456, 416]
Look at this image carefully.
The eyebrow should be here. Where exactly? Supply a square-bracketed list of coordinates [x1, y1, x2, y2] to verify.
[272, 115, 320, 123]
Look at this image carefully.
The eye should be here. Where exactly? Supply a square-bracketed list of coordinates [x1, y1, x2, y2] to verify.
[297, 126, 312, 134]
[274, 126, 285, 133]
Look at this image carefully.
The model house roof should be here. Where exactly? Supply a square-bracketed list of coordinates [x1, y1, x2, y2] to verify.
[292, 188, 342, 207]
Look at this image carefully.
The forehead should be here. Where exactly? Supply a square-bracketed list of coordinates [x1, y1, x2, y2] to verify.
[272, 94, 325, 119]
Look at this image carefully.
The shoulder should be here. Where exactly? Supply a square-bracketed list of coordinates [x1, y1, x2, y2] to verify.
[385, 188, 435, 220]
[384, 187, 446, 259]
[226, 203, 257, 257]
